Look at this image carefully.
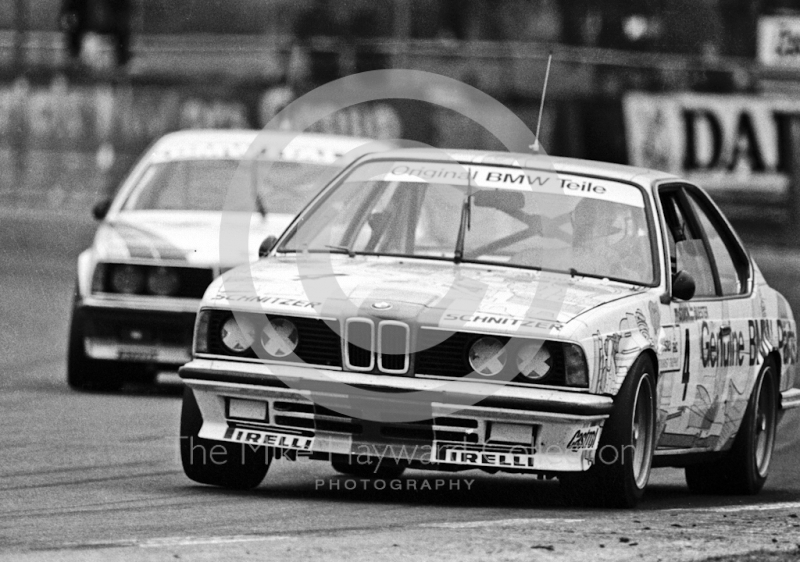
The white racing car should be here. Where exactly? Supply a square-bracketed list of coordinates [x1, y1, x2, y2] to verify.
[68, 129, 384, 391]
[178, 148, 800, 507]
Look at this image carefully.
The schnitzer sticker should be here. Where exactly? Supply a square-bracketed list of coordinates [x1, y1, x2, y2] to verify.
[441, 312, 561, 331]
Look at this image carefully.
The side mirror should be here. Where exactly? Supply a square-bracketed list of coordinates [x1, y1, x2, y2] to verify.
[258, 235, 278, 258]
[672, 270, 696, 301]
[92, 199, 111, 221]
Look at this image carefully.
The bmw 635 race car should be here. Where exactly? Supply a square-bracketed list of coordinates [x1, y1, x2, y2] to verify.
[68, 129, 383, 391]
[178, 148, 800, 507]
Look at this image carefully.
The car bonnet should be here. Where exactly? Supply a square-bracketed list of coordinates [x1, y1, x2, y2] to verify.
[93, 210, 294, 268]
[208, 256, 648, 336]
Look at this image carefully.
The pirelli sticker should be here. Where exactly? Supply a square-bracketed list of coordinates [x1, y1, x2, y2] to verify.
[222, 427, 314, 450]
[436, 445, 536, 469]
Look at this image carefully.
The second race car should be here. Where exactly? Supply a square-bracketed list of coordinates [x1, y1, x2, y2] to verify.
[68, 129, 386, 391]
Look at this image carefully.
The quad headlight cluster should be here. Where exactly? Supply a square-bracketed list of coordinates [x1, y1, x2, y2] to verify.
[195, 311, 299, 358]
[194, 310, 589, 388]
[108, 265, 180, 296]
[92, 263, 211, 298]
[467, 336, 588, 387]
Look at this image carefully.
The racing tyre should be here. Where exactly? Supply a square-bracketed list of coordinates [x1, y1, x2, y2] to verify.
[560, 354, 656, 508]
[180, 387, 270, 489]
[67, 289, 124, 392]
[685, 359, 778, 495]
[331, 454, 406, 479]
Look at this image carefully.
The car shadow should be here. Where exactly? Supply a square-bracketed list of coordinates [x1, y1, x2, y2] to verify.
[179, 470, 800, 513]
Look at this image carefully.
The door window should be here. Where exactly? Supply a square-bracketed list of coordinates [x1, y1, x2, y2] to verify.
[684, 192, 747, 296]
[659, 191, 716, 298]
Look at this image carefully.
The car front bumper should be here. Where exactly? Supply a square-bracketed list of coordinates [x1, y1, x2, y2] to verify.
[77, 295, 198, 365]
[180, 358, 615, 473]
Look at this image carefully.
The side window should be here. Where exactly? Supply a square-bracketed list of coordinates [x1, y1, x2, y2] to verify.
[685, 192, 747, 296]
[659, 191, 716, 298]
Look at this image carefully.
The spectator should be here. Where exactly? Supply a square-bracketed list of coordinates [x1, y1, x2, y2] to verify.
[294, 0, 341, 86]
[105, 0, 133, 67]
[59, 0, 132, 67]
[59, 0, 89, 60]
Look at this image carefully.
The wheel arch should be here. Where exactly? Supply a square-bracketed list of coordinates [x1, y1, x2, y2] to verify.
[640, 348, 659, 384]
[610, 347, 659, 397]
[765, 351, 782, 407]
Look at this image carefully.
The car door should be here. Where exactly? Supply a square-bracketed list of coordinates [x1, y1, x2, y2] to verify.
[656, 183, 751, 452]
[681, 186, 753, 451]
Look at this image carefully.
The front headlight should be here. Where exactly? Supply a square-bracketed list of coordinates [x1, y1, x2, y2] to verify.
[194, 309, 211, 354]
[110, 264, 145, 294]
[516, 341, 553, 382]
[91, 263, 107, 293]
[260, 318, 299, 358]
[147, 266, 180, 296]
[563, 343, 589, 387]
[220, 316, 256, 353]
[468, 336, 507, 376]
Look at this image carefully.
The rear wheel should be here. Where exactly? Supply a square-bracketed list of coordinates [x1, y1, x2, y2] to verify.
[685, 359, 778, 495]
[180, 387, 270, 489]
[560, 354, 656, 508]
[67, 290, 124, 391]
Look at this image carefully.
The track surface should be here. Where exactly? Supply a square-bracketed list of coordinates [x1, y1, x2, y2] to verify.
[2, 236, 800, 561]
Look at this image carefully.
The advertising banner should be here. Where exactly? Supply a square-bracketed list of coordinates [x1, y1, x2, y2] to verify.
[0, 78, 429, 211]
[624, 93, 800, 197]
[758, 15, 800, 68]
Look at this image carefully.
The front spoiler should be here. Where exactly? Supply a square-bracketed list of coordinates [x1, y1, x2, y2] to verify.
[77, 302, 195, 365]
[180, 358, 614, 473]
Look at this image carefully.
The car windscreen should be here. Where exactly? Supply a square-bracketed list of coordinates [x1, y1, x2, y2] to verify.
[122, 159, 335, 214]
[278, 160, 655, 285]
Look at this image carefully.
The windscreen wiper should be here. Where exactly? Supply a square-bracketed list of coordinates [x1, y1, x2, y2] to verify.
[324, 244, 356, 258]
[453, 181, 474, 264]
[251, 159, 269, 218]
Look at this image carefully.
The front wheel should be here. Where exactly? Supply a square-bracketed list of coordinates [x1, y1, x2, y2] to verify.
[685, 359, 778, 495]
[560, 354, 657, 508]
[180, 387, 270, 489]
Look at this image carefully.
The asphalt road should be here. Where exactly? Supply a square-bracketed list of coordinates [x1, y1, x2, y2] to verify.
[2, 232, 800, 561]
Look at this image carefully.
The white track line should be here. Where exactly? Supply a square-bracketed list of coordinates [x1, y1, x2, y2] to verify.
[423, 518, 584, 529]
[69, 535, 294, 549]
[138, 535, 294, 548]
[667, 501, 800, 514]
